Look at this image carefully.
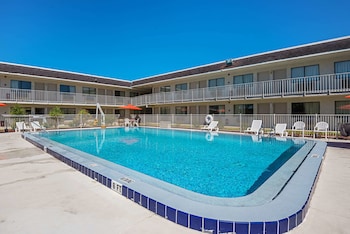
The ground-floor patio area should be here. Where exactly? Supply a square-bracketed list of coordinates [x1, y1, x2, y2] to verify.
[0, 132, 349, 234]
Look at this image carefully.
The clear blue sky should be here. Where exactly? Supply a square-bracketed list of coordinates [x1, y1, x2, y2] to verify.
[1, 0, 349, 81]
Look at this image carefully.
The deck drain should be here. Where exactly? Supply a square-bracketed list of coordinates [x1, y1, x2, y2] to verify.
[120, 177, 134, 183]
[311, 154, 319, 158]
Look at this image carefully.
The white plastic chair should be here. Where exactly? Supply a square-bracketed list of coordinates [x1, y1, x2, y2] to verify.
[291, 121, 305, 137]
[313, 122, 329, 139]
[270, 123, 288, 137]
[244, 120, 263, 135]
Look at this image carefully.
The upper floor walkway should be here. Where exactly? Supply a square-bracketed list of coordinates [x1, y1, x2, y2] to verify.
[1, 72, 349, 107]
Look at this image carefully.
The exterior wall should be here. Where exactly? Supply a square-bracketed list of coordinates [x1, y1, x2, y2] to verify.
[145, 92, 349, 115]
[143, 51, 350, 115]
[1, 38, 350, 117]
[0, 72, 132, 115]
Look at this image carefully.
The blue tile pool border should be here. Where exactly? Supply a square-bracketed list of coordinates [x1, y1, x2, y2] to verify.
[23, 130, 327, 234]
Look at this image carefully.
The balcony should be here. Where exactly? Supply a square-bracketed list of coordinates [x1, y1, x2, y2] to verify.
[0, 88, 131, 106]
[131, 73, 350, 106]
[1, 73, 349, 107]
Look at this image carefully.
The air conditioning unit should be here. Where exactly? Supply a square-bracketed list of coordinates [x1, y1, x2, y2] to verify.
[111, 180, 122, 194]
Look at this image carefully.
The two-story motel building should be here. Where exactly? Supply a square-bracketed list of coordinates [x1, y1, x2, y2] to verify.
[0, 36, 350, 123]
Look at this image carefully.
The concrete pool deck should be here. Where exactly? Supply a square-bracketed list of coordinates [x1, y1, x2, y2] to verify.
[0, 132, 349, 234]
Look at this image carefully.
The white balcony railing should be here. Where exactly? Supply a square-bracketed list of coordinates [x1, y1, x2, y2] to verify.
[1, 73, 349, 106]
[0, 88, 131, 106]
[131, 73, 350, 106]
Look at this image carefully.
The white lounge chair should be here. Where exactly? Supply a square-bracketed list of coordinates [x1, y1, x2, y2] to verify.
[30, 121, 45, 132]
[291, 121, 305, 137]
[124, 118, 130, 127]
[314, 121, 329, 139]
[270, 123, 288, 137]
[16, 121, 31, 132]
[202, 120, 219, 132]
[133, 118, 140, 127]
[244, 120, 263, 135]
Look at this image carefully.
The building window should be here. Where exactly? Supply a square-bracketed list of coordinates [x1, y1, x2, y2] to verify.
[233, 74, 253, 84]
[10, 80, 31, 89]
[130, 92, 139, 97]
[335, 60, 350, 73]
[35, 108, 45, 114]
[115, 90, 125, 96]
[335, 101, 350, 114]
[160, 86, 171, 92]
[208, 78, 225, 87]
[60, 85, 76, 93]
[292, 102, 320, 114]
[209, 105, 225, 114]
[175, 106, 187, 114]
[85, 109, 96, 114]
[82, 87, 96, 95]
[291, 65, 319, 78]
[160, 107, 170, 114]
[175, 83, 187, 91]
[234, 104, 253, 114]
[335, 60, 350, 80]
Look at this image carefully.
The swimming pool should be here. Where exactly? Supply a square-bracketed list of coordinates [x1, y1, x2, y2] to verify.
[40, 127, 307, 198]
[24, 127, 327, 234]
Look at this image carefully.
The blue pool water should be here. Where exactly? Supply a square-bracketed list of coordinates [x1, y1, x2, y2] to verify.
[41, 128, 306, 198]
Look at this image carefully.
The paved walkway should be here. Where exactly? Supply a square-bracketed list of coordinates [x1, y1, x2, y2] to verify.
[0, 133, 349, 234]
[288, 141, 350, 234]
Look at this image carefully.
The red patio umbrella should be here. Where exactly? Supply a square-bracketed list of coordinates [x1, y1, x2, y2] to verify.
[0, 103, 6, 107]
[346, 95, 350, 99]
[119, 104, 142, 111]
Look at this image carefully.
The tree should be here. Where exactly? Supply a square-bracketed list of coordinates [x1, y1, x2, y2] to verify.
[9, 104, 26, 130]
[49, 106, 63, 129]
[10, 104, 25, 115]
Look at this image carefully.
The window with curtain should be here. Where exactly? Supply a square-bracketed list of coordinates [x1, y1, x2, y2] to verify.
[175, 106, 187, 114]
[60, 85, 76, 93]
[115, 90, 125, 96]
[208, 78, 225, 87]
[291, 65, 319, 82]
[130, 92, 139, 97]
[335, 60, 350, 79]
[335, 101, 350, 114]
[175, 83, 187, 91]
[335, 60, 350, 73]
[292, 102, 320, 114]
[82, 87, 96, 95]
[233, 74, 253, 84]
[160, 107, 170, 114]
[160, 86, 171, 92]
[10, 80, 32, 89]
[209, 105, 225, 114]
[233, 104, 253, 114]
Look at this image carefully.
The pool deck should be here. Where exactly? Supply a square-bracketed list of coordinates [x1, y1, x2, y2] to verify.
[0, 132, 349, 234]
